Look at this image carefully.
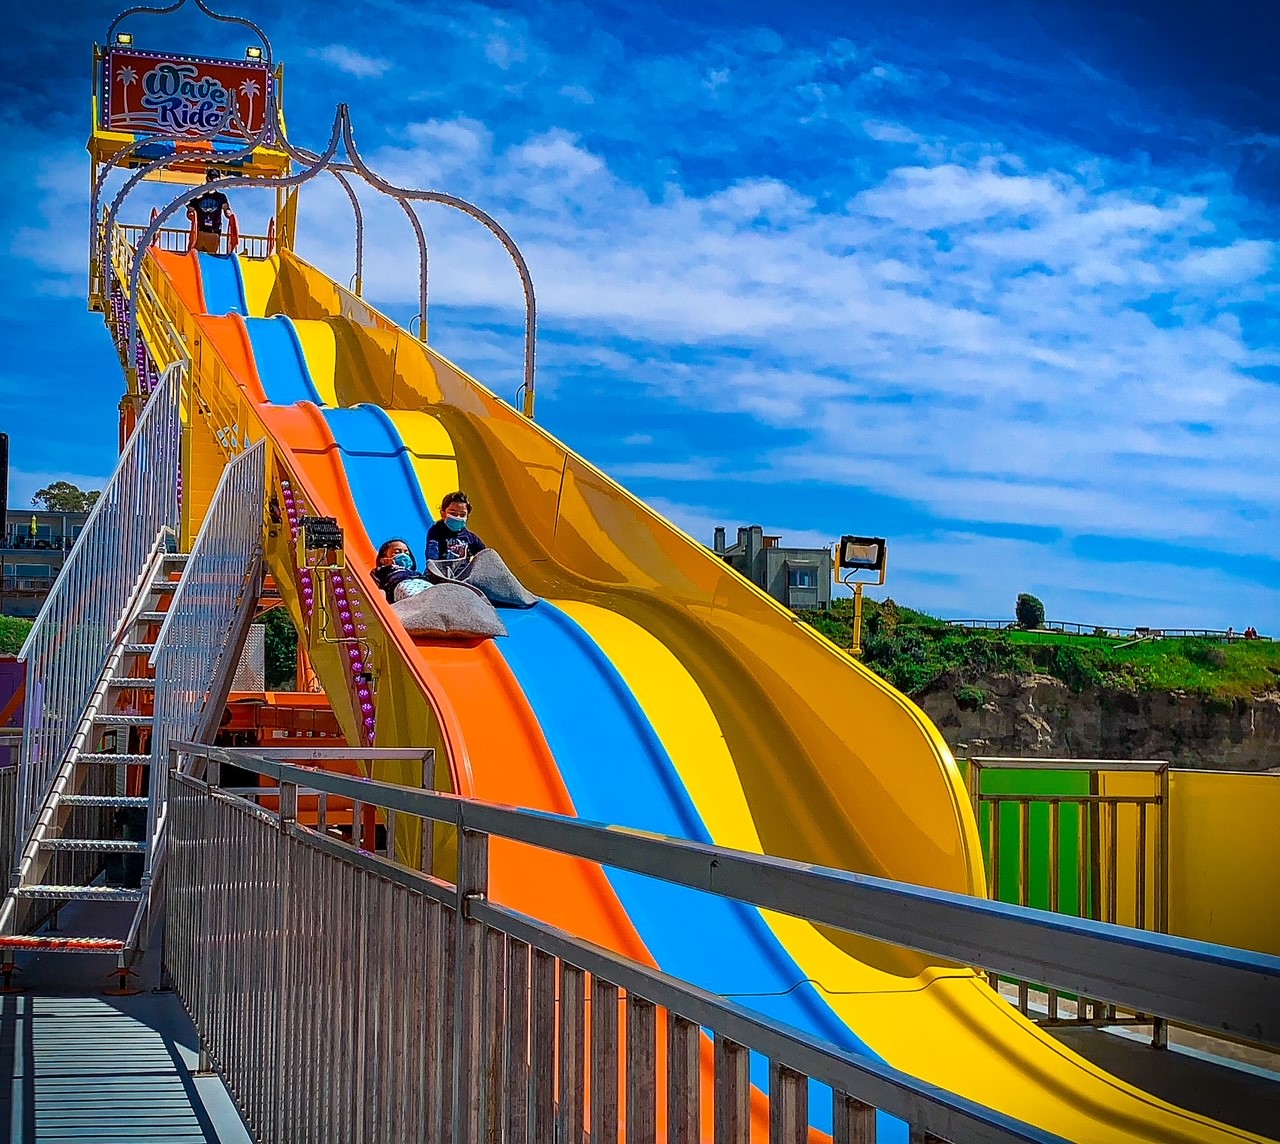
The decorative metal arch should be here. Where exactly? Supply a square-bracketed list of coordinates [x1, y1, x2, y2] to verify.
[339, 117, 538, 418]
[97, 98, 271, 291]
[107, 0, 272, 67]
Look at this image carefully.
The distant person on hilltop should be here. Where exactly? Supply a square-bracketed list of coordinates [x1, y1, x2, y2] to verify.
[187, 169, 236, 255]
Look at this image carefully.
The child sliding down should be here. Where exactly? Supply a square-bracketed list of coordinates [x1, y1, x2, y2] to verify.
[371, 538, 430, 603]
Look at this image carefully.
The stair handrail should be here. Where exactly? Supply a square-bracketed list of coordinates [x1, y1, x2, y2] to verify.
[13, 367, 182, 855]
[145, 438, 267, 888]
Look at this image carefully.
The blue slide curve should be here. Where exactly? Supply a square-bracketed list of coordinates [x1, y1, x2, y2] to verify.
[243, 317, 325, 407]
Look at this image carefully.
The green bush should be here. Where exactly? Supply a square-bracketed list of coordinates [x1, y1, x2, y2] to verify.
[0, 616, 33, 656]
[1032, 643, 1103, 691]
[955, 685, 990, 710]
[1185, 640, 1229, 670]
[1015, 593, 1045, 629]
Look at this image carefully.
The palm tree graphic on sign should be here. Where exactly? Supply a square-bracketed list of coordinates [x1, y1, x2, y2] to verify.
[238, 78, 261, 133]
[116, 66, 138, 118]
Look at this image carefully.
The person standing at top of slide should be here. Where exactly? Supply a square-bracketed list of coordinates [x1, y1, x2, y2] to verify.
[188, 169, 236, 255]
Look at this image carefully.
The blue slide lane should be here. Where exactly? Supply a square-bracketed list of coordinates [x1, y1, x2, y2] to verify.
[196, 251, 248, 317]
[243, 317, 325, 407]
[318, 406, 435, 546]
[312, 403, 906, 1140]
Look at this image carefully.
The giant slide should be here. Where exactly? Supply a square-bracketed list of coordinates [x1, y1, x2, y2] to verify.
[145, 244, 1267, 1143]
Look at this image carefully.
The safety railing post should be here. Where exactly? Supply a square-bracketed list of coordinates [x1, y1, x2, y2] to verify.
[453, 826, 489, 1142]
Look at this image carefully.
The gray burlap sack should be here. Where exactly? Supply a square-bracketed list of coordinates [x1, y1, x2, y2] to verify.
[391, 581, 508, 638]
[444, 548, 538, 608]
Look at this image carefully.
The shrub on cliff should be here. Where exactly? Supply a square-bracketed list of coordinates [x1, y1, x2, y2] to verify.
[1015, 593, 1045, 629]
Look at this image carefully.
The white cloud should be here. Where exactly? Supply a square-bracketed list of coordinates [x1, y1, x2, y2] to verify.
[278, 118, 1279, 582]
[308, 45, 392, 79]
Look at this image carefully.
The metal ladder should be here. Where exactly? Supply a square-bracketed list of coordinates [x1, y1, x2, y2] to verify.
[0, 548, 189, 963]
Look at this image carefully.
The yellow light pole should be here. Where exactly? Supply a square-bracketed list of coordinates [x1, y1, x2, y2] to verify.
[834, 535, 888, 658]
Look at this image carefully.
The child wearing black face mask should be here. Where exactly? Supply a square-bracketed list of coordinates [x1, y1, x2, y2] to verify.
[425, 491, 487, 566]
[371, 537, 430, 603]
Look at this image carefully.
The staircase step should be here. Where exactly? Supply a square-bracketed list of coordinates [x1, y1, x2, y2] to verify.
[150, 579, 178, 592]
[162, 552, 190, 564]
[108, 678, 156, 689]
[83, 753, 150, 766]
[15, 885, 144, 902]
[41, 838, 147, 853]
[61, 794, 148, 809]
[0, 935, 126, 952]
[122, 642, 155, 655]
[93, 713, 153, 726]
[136, 611, 168, 624]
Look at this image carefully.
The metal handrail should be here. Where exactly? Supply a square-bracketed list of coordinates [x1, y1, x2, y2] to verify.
[967, 757, 1169, 772]
[165, 750, 1070, 1144]
[13, 370, 182, 864]
[113, 223, 274, 261]
[145, 440, 266, 885]
[174, 742, 1280, 1053]
[945, 619, 1270, 640]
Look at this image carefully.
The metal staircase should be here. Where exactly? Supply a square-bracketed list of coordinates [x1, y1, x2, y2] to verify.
[0, 547, 189, 959]
[2, 401, 267, 978]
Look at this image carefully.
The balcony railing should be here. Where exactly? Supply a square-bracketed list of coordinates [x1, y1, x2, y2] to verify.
[114, 223, 273, 261]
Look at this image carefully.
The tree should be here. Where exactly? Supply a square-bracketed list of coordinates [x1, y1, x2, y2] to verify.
[31, 481, 101, 513]
[1015, 592, 1046, 630]
[263, 607, 298, 691]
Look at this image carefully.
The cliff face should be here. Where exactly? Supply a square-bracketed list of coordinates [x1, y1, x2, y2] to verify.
[918, 673, 1280, 770]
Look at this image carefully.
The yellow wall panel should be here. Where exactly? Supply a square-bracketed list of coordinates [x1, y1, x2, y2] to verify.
[1169, 771, 1280, 955]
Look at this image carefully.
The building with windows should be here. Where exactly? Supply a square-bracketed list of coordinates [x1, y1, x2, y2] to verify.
[712, 525, 833, 611]
[2, 509, 91, 618]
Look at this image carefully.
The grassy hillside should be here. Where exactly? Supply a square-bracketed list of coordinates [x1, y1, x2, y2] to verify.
[796, 599, 1280, 699]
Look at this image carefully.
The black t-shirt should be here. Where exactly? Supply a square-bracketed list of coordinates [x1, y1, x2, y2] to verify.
[191, 190, 229, 234]
[426, 520, 486, 562]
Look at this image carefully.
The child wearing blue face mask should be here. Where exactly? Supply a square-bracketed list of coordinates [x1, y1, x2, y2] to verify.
[426, 491, 487, 566]
[371, 537, 430, 603]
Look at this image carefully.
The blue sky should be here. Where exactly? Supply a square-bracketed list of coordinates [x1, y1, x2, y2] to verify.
[3, 0, 1278, 632]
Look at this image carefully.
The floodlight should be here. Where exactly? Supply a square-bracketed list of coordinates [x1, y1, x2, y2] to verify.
[115, 32, 133, 45]
[834, 535, 888, 659]
[836, 535, 886, 575]
[245, 46, 263, 60]
[297, 515, 345, 570]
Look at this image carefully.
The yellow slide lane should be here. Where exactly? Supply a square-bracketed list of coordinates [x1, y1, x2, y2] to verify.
[560, 601, 1265, 1144]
